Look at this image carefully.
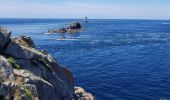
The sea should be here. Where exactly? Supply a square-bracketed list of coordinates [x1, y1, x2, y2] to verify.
[1, 18, 170, 100]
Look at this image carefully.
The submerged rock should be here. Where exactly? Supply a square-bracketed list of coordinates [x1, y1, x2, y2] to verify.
[0, 27, 94, 100]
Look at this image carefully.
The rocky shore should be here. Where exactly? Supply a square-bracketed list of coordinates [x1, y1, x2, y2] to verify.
[0, 27, 94, 100]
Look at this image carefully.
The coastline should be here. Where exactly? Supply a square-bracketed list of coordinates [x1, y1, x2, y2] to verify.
[0, 27, 94, 100]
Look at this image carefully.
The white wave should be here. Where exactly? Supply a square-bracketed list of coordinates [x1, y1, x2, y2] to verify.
[45, 32, 59, 35]
[45, 32, 51, 34]
[162, 23, 170, 25]
[56, 38, 78, 41]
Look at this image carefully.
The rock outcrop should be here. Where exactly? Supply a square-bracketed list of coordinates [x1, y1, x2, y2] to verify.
[0, 27, 93, 100]
[74, 87, 94, 100]
[12, 36, 35, 48]
[47, 22, 82, 34]
[0, 26, 11, 50]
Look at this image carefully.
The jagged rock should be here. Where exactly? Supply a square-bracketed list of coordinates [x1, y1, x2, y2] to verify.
[74, 87, 94, 100]
[39, 50, 48, 55]
[69, 22, 82, 30]
[47, 22, 82, 34]
[20, 36, 35, 48]
[0, 27, 94, 100]
[0, 26, 11, 49]
[5, 41, 47, 60]
[14, 69, 59, 100]
[1, 81, 19, 97]
[1, 81, 39, 100]
[24, 84, 39, 100]
[12, 36, 35, 48]
[14, 59, 75, 100]
[0, 56, 39, 100]
[0, 56, 15, 83]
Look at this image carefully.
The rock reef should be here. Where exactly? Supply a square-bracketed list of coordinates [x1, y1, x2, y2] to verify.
[48, 22, 82, 34]
[0, 27, 93, 100]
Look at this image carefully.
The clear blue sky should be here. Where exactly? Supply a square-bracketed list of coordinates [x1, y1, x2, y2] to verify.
[0, 0, 170, 19]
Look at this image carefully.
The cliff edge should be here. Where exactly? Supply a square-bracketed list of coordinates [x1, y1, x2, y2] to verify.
[0, 27, 94, 100]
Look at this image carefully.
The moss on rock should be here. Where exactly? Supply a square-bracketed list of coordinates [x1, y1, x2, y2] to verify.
[7, 57, 20, 69]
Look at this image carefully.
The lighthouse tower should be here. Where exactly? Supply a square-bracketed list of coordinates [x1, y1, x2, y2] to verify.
[84, 16, 88, 22]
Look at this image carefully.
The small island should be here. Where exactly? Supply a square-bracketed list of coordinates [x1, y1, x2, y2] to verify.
[47, 22, 82, 34]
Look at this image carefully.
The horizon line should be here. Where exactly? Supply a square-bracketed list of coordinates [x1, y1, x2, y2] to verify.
[0, 17, 170, 21]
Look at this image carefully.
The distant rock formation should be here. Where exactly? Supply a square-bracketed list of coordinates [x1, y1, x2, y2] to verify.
[0, 27, 93, 100]
[68, 22, 82, 30]
[48, 22, 82, 34]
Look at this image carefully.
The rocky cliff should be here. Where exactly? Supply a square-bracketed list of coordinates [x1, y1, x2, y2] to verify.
[0, 27, 94, 100]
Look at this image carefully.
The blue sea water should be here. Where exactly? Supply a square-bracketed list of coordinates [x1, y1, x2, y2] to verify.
[1, 18, 170, 100]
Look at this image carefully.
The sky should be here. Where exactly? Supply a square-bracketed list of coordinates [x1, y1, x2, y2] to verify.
[0, 0, 170, 19]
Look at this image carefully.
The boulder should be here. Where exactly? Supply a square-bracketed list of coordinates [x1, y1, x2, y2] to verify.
[74, 87, 94, 100]
[12, 36, 35, 48]
[0, 26, 11, 49]
[5, 41, 47, 60]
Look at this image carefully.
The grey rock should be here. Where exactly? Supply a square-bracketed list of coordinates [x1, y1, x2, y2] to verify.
[14, 69, 59, 100]
[39, 50, 48, 55]
[0, 26, 11, 49]
[15, 59, 43, 77]
[47, 22, 82, 34]
[14, 57, 74, 100]
[12, 36, 35, 48]
[24, 84, 39, 100]
[0, 56, 15, 83]
[20, 36, 35, 48]
[0, 27, 93, 100]
[1, 81, 19, 96]
[5, 41, 47, 60]
[61, 67, 74, 95]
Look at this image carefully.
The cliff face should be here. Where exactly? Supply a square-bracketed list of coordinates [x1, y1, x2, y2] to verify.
[0, 27, 93, 100]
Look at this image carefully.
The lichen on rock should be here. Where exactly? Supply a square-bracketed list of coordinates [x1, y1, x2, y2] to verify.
[12, 36, 35, 48]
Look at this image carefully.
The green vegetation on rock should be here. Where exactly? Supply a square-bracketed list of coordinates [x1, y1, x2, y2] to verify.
[23, 87, 33, 100]
[8, 57, 20, 69]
